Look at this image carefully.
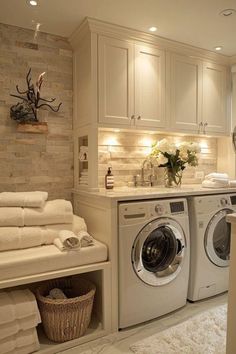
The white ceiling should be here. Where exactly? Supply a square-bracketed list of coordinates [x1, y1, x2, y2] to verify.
[1, 0, 236, 56]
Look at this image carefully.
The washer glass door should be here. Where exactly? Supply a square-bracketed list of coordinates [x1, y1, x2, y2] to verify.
[132, 218, 186, 286]
[205, 209, 232, 267]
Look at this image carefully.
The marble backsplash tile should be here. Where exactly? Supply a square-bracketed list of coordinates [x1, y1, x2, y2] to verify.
[98, 130, 217, 188]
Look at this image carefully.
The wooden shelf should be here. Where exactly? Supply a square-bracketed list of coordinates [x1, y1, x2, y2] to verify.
[16, 122, 48, 134]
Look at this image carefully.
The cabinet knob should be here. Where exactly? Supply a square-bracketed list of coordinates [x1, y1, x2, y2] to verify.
[137, 115, 141, 120]
[130, 115, 135, 120]
[203, 122, 208, 134]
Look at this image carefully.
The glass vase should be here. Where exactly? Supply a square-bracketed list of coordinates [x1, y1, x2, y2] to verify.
[164, 167, 183, 188]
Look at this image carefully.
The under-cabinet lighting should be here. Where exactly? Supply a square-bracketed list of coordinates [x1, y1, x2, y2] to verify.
[149, 27, 157, 32]
[214, 46, 223, 51]
[114, 129, 120, 133]
[28, 0, 38, 6]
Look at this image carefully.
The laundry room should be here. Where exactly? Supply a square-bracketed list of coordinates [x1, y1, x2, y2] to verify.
[0, 1, 236, 354]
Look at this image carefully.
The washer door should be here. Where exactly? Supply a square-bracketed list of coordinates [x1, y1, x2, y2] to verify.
[205, 208, 232, 267]
[132, 218, 186, 286]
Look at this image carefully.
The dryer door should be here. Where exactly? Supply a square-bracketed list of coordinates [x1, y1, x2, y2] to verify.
[132, 218, 186, 286]
[204, 208, 232, 267]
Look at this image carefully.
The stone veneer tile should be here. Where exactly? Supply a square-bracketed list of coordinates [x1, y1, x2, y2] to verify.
[98, 130, 218, 188]
[0, 23, 73, 200]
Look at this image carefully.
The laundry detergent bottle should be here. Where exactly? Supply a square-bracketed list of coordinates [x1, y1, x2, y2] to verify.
[105, 167, 114, 189]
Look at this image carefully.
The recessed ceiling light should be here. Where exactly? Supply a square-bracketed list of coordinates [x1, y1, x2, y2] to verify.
[219, 8, 236, 17]
[28, 0, 38, 6]
[214, 46, 223, 51]
[149, 27, 157, 32]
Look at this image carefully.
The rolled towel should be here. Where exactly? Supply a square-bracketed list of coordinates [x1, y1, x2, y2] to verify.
[0, 290, 40, 325]
[229, 180, 236, 187]
[49, 288, 67, 299]
[0, 327, 40, 354]
[24, 199, 73, 226]
[202, 180, 228, 189]
[0, 314, 41, 341]
[0, 192, 48, 208]
[205, 172, 229, 180]
[77, 230, 94, 247]
[53, 230, 80, 251]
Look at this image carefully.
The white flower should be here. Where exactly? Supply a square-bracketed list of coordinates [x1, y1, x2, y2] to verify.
[179, 141, 200, 154]
[157, 139, 176, 155]
[156, 154, 169, 166]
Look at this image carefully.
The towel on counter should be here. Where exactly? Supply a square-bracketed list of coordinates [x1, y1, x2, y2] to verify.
[77, 230, 94, 247]
[0, 192, 48, 208]
[0, 314, 41, 341]
[205, 172, 229, 180]
[202, 180, 229, 189]
[0, 327, 40, 354]
[0, 289, 40, 325]
[54, 230, 81, 251]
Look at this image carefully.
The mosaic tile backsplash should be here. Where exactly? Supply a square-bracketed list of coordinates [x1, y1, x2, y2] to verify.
[98, 130, 217, 188]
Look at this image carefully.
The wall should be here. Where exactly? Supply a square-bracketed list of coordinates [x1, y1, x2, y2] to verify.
[0, 23, 73, 200]
[98, 130, 217, 188]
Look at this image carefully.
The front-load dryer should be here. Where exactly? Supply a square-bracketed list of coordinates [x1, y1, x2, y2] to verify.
[118, 198, 190, 329]
[188, 194, 236, 302]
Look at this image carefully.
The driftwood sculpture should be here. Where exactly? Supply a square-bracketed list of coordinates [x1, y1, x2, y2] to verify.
[10, 68, 62, 123]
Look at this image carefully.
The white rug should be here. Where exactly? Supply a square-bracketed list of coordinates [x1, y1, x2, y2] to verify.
[130, 304, 227, 354]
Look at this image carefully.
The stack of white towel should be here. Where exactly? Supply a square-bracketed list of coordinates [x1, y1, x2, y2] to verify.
[0, 289, 41, 354]
[79, 170, 88, 186]
[0, 191, 93, 252]
[202, 173, 236, 188]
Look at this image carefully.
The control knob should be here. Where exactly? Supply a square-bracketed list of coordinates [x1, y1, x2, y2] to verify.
[155, 204, 164, 215]
[220, 198, 228, 207]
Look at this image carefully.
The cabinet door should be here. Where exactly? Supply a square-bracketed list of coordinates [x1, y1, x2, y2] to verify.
[202, 62, 228, 134]
[98, 36, 134, 125]
[135, 45, 166, 128]
[170, 54, 202, 133]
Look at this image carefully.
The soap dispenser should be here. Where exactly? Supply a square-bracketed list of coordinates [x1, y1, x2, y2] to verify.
[105, 167, 114, 189]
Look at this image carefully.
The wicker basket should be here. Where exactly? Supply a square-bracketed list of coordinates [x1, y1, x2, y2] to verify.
[35, 278, 96, 342]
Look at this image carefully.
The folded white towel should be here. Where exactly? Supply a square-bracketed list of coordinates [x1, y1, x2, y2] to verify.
[205, 172, 229, 180]
[54, 238, 80, 251]
[24, 199, 73, 226]
[202, 180, 229, 189]
[0, 192, 48, 208]
[0, 208, 24, 227]
[0, 215, 87, 252]
[210, 177, 229, 185]
[229, 180, 236, 187]
[0, 290, 40, 325]
[77, 230, 94, 247]
[0, 314, 40, 341]
[0, 327, 39, 354]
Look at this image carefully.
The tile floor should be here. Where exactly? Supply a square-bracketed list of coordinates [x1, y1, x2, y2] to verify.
[61, 292, 227, 354]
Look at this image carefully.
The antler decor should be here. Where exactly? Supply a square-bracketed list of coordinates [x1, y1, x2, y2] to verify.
[10, 68, 62, 123]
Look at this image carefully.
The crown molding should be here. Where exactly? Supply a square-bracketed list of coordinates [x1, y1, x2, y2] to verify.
[70, 17, 231, 66]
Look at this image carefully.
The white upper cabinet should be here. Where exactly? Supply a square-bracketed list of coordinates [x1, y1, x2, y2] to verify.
[202, 62, 228, 134]
[170, 54, 202, 133]
[98, 36, 166, 129]
[98, 36, 134, 125]
[135, 45, 166, 128]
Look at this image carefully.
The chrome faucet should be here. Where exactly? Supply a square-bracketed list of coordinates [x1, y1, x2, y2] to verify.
[134, 159, 155, 187]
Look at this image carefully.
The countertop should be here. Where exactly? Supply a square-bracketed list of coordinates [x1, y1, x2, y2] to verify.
[73, 184, 236, 203]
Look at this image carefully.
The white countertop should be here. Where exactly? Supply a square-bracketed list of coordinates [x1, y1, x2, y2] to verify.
[73, 184, 236, 203]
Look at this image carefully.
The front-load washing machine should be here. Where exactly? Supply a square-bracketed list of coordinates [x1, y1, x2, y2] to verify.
[118, 198, 190, 328]
[188, 193, 236, 302]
